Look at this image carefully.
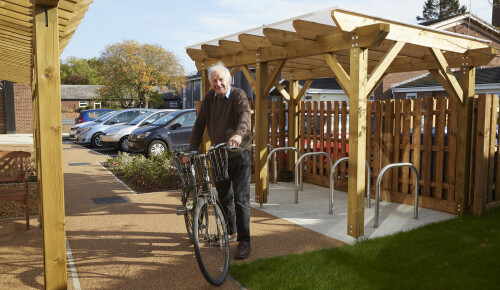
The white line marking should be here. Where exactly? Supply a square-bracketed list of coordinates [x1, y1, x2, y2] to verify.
[66, 237, 81, 290]
[97, 161, 136, 194]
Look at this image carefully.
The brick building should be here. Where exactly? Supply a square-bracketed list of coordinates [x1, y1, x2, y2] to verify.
[0, 82, 32, 134]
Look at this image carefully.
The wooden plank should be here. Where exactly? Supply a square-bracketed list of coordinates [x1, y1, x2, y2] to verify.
[331, 8, 489, 53]
[200, 70, 211, 152]
[273, 79, 290, 101]
[278, 101, 286, 171]
[263, 28, 301, 46]
[324, 53, 351, 97]
[373, 101, 382, 195]
[271, 102, 278, 182]
[347, 47, 368, 238]
[366, 41, 405, 95]
[429, 48, 463, 102]
[496, 99, 500, 202]
[34, 4, 67, 288]
[255, 61, 269, 204]
[422, 98, 434, 198]
[392, 99, 402, 193]
[239, 34, 270, 50]
[326, 101, 333, 166]
[333, 102, 340, 179]
[366, 101, 372, 193]
[487, 96, 498, 203]
[381, 100, 394, 201]
[240, 65, 256, 93]
[401, 100, 411, 194]
[455, 67, 476, 214]
[473, 94, 492, 215]
[201, 44, 225, 58]
[340, 102, 348, 181]
[288, 80, 299, 171]
[263, 60, 285, 95]
[412, 99, 422, 196]
[435, 98, 446, 200]
[293, 19, 339, 40]
[319, 102, 325, 178]
[447, 96, 457, 201]
[219, 40, 245, 54]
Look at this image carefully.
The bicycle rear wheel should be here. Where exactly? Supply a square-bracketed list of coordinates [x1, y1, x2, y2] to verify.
[193, 196, 230, 286]
[182, 187, 197, 242]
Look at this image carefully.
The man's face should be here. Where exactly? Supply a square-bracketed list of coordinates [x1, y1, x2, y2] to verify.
[210, 69, 230, 96]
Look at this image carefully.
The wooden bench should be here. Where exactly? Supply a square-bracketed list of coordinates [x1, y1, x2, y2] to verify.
[0, 151, 31, 230]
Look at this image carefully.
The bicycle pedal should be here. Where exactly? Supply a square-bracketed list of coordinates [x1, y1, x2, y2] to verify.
[176, 206, 187, 215]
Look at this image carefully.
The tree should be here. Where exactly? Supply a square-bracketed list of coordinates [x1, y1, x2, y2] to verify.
[97, 40, 185, 108]
[416, 0, 467, 22]
[60, 56, 103, 85]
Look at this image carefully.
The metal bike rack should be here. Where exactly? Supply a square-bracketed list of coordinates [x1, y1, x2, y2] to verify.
[374, 163, 419, 228]
[329, 157, 371, 214]
[266, 147, 302, 196]
[294, 152, 333, 204]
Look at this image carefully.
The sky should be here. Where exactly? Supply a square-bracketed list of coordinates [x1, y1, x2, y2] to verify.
[60, 0, 494, 75]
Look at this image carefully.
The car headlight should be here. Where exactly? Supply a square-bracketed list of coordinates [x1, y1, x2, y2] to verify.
[137, 132, 151, 139]
[79, 127, 91, 132]
[105, 131, 116, 136]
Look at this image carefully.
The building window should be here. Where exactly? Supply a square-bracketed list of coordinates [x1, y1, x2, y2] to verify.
[406, 93, 417, 100]
[93, 102, 101, 109]
[170, 101, 178, 107]
[79, 101, 88, 108]
[305, 95, 312, 102]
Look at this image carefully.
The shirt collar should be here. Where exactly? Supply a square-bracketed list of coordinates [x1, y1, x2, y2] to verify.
[215, 87, 231, 99]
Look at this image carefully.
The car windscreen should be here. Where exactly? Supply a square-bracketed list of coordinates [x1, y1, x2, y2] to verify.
[127, 112, 151, 125]
[94, 111, 114, 122]
[151, 111, 183, 126]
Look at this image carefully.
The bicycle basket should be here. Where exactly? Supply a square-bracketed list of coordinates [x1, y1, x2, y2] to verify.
[207, 147, 229, 182]
[173, 153, 198, 187]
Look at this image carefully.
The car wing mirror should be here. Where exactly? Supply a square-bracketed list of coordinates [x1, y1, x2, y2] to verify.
[170, 123, 181, 130]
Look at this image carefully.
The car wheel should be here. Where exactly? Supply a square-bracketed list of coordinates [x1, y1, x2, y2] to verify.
[148, 140, 167, 156]
[119, 136, 129, 151]
[91, 133, 103, 148]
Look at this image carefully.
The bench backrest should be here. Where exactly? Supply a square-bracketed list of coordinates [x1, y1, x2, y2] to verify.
[0, 151, 31, 183]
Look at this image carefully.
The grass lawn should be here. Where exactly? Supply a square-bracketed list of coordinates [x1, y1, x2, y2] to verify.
[229, 207, 500, 289]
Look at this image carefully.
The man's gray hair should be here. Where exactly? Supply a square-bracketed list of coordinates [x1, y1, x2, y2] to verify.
[207, 62, 231, 83]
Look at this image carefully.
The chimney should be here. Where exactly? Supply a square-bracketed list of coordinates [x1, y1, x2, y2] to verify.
[493, 0, 500, 28]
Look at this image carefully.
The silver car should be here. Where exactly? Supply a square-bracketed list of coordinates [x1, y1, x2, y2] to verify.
[75, 108, 154, 148]
[100, 109, 177, 151]
[69, 111, 115, 140]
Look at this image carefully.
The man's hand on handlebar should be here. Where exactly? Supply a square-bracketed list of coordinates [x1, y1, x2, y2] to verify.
[228, 135, 242, 147]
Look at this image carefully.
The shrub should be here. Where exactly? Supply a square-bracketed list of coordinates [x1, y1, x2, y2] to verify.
[106, 151, 181, 193]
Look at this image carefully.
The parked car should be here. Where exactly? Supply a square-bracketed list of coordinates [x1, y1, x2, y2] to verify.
[75, 109, 114, 124]
[69, 111, 115, 140]
[127, 109, 197, 155]
[75, 108, 155, 148]
[100, 109, 177, 151]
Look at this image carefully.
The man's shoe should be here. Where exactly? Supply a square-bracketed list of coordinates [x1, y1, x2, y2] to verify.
[235, 242, 251, 259]
[229, 233, 238, 243]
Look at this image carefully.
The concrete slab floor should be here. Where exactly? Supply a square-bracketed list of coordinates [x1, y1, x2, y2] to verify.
[250, 182, 457, 244]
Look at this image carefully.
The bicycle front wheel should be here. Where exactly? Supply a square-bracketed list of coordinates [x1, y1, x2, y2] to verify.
[182, 187, 197, 243]
[193, 196, 230, 286]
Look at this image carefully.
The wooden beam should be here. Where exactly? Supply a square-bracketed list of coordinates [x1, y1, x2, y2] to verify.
[324, 53, 351, 97]
[366, 41, 405, 95]
[429, 69, 456, 98]
[255, 61, 269, 205]
[229, 67, 239, 77]
[332, 8, 489, 53]
[288, 80, 299, 171]
[238, 33, 270, 50]
[297, 79, 312, 101]
[219, 40, 245, 54]
[34, 4, 67, 288]
[347, 46, 368, 238]
[455, 66, 476, 215]
[263, 59, 285, 95]
[429, 47, 463, 102]
[263, 28, 301, 46]
[200, 70, 211, 152]
[34, 0, 59, 7]
[273, 79, 290, 101]
[240, 65, 256, 93]
[293, 19, 339, 40]
[201, 44, 225, 58]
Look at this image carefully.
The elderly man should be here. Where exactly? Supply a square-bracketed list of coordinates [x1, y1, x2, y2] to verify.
[189, 62, 252, 259]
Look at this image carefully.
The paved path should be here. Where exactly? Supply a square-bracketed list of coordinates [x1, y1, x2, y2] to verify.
[0, 142, 342, 289]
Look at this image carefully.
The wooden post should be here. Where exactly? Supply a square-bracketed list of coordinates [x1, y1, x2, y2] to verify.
[288, 80, 299, 171]
[472, 94, 491, 215]
[255, 62, 269, 204]
[455, 66, 476, 215]
[347, 47, 368, 238]
[34, 3, 67, 289]
[200, 69, 211, 151]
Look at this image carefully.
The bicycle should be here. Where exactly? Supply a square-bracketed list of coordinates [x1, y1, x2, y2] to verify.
[173, 143, 234, 286]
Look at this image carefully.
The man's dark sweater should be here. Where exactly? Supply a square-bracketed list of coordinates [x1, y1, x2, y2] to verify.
[189, 87, 251, 155]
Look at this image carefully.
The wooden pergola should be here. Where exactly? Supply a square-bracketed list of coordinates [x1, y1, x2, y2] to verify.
[0, 0, 93, 288]
[186, 7, 497, 238]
